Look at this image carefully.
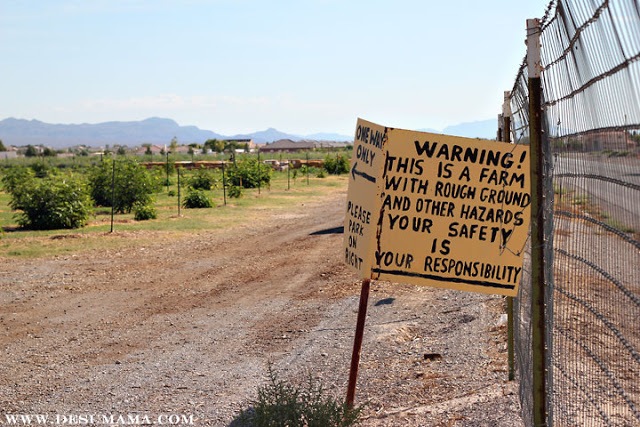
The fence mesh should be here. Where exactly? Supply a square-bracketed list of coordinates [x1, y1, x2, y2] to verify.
[509, 0, 640, 426]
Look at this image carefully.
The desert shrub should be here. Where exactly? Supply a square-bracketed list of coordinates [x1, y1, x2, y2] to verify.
[133, 202, 157, 221]
[183, 189, 213, 208]
[323, 154, 350, 175]
[226, 158, 271, 189]
[233, 367, 361, 427]
[189, 167, 218, 190]
[89, 158, 160, 214]
[8, 174, 92, 230]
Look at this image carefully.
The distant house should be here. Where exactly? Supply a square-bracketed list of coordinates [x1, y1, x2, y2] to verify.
[134, 145, 165, 156]
[259, 139, 318, 153]
[0, 149, 18, 160]
[314, 140, 352, 150]
[581, 130, 633, 151]
[564, 130, 634, 151]
[172, 145, 192, 155]
[260, 139, 350, 153]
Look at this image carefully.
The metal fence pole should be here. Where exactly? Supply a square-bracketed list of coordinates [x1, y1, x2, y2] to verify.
[502, 90, 516, 382]
[527, 18, 551, 427]
[222, 161, 227, 206]
[110, 159, 116, 233]
[177, 167, 181, 217]
[287, 156, 291, 190]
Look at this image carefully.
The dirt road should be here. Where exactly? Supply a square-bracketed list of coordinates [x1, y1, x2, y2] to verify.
[0, 188, 522, 426]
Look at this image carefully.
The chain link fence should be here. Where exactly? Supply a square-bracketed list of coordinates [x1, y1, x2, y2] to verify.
[507, 0, 640, 425]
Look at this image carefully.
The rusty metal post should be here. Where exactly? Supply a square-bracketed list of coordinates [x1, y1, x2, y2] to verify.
[502, 90, 516, 382]
[527, 17, 551, 427]
[346, 278, 371, 408]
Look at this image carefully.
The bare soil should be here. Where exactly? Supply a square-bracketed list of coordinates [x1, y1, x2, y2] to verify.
[0, 188, 522, 426]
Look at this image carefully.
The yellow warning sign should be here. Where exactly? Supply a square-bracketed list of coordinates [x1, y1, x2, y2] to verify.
[343, 118, 530, 297]
[343, 119, 386, 276]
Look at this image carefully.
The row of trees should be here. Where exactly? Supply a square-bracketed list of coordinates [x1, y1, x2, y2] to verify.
[0, 153, 350, 230]
[2, 159, 161, 229]
[0, 156, 277, 230]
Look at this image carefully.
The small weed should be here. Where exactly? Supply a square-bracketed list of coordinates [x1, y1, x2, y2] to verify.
[553, 183, 569, 195]
[232, 366, 362, 427]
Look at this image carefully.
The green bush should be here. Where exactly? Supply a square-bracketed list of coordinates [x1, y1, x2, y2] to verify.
[183, 189, 213, 208]
[228, 185, 243, 198]
[133, 202, 157, 221]
[89, 159, 160, 214]
[323, 154, 350, 175]
[233, 367, 361, 427]
[226, 158, 271, 189]
[189, 167, 218, 190]
[8, 174, 93, 230]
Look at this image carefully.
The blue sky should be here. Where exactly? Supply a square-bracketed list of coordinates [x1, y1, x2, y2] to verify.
[1, 0, 548, 136]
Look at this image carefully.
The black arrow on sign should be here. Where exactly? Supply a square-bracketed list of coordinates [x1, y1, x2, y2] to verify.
[351, 162, 376, 184]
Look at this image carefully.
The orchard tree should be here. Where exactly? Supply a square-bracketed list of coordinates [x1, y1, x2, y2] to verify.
[169, 136, 178, 152]
[203, 139, 225, 153]
[226, 157, 271, 189]
[224, 140, 248, 153]
[89, 158, 160, 214]
[5, 171, 92, 230]
[24, 145, 38, 157]
[42, 147, 57, 157]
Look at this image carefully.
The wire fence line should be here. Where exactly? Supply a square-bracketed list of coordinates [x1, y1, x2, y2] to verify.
[505, 0, 640, 426]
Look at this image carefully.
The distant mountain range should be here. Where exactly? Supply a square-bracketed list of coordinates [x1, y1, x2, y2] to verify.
[419, 119, 498, 140]
[0, 117, 497, 149]
[0, 117, 351, 148]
